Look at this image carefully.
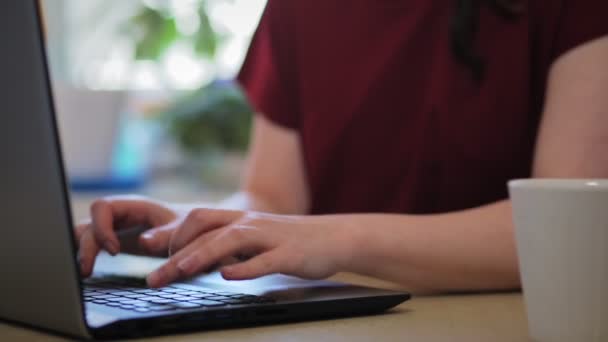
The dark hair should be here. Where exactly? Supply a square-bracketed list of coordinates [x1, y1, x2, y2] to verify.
[450, 0, 523, 82]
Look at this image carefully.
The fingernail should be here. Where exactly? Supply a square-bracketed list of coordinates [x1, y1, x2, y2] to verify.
[221, 266, 234, 276]
[142, 232, 154, 240]
[177, 256, 196, 274]
[104, 241, 119, 255]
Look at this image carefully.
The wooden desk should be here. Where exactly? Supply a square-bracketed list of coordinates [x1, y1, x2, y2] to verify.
[0, 195, 531, 341]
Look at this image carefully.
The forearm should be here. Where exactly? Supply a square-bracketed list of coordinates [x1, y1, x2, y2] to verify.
[330, 200, 519, 293]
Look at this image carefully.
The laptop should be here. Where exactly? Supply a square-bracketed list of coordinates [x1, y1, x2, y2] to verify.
[0, 1, 410, 339]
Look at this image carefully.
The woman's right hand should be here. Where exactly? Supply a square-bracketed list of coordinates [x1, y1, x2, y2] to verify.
[75, 195, 187, 277]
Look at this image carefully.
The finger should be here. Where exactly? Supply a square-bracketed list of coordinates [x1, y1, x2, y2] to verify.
[78, 228, 101, 277]
[168, 208, 243, 255]
[148, 228, 265, 288]
[74, 221, 90, 245]
[101, 196, 176, 227]
[90, 200, 121, 255]
[138, 223, 178, 256]
[89, 197, 177, 255]
[220, 250, 282, 280]
[145, 230, 225, 288]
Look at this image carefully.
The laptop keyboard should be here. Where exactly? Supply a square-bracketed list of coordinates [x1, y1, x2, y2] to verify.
[83, 278, 275, 313]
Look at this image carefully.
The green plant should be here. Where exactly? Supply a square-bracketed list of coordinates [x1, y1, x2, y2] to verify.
[162, 80, 253, 154]
[124, 1, 222, 61]
[122, 1, 254, 155]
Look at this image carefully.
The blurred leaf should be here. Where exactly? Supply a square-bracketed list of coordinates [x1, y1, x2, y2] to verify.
[162, 80, 254, 154]
[120, 1, 223, 61]
[131, 7, 180, 60]
[193, 7, 219, 58]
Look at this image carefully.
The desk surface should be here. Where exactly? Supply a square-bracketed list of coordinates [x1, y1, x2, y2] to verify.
[0, 195, 531, 341]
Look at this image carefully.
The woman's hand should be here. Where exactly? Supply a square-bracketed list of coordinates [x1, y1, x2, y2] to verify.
[146, 209, 355, 288]
[75, 195, 191, 277]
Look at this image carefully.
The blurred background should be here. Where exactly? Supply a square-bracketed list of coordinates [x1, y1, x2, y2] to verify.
[40, 0, 267, 205]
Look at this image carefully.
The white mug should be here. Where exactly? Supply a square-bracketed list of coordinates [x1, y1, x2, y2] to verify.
[509, 179, 608, 342]
[52, 84, 126, 179]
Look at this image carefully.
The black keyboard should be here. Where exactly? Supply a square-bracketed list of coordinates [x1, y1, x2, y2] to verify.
[83, 278, 275, 313]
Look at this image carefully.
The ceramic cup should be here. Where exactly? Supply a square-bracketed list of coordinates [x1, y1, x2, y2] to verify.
[509, 179, 608, 342]
[52, 84, 126, 179]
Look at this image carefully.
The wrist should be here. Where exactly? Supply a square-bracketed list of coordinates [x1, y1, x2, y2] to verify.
[319, 215, 367, 274]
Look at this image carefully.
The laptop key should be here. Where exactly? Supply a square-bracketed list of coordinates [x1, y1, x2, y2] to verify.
[189, 293, 211, 298]
[160, 288, 182, 293]
[108, 291, 134, 296]
[135, 308, 151, 313]
[91, 294, 119, 299]
[150, 299, 176, 304]
[106, 297, 125, 302]
[158, 293, 183, 299]
[119, 299, 146, 305]
[124, 293, 147, 299]
[175, 291, 200, 296]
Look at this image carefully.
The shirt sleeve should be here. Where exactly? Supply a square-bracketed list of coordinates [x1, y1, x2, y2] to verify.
[237, 0, 300, 130]
[551, 0, 608, 60]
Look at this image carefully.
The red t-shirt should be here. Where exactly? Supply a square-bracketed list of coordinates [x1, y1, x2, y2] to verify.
[238, 1, 608, 215]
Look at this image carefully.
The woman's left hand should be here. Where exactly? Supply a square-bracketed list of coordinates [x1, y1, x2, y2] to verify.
[146, 208, 355, 288]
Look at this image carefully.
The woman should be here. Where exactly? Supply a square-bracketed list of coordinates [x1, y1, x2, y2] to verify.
[77, 0, 608, 293]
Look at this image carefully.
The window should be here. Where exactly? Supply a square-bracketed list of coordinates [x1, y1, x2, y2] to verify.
[43, 0, 267, 90]
[41, 0, 267, 193]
